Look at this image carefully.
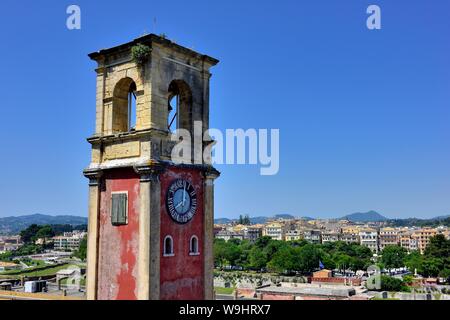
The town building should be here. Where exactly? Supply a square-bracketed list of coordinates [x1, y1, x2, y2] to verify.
[341, 226, 361, 235]
[322, 232, 340, 243]
[263, 222, 286, 241]
[379, 227, 399, 251]
[303, 230, 321, 244]
[52, 232, 86, 252]
[339, 233, 360, 244]
[359, 229, 379, 253]
[285, 229, 302, 241]
[213, 225, 224, 236]
[413, 228, 437, 254]
[0, 236, 22, 253]
[0, 262, 21, 272]
[399, 233, 414, 252]
[215, 230, 244, 241]
[243, 226, 262, 243]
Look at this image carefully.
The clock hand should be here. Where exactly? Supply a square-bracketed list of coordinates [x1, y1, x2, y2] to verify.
[182, 183, 186, 205]
[175, 201, 183, 209]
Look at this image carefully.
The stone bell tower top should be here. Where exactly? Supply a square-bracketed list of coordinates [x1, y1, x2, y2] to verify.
[86, 34, 219, 172]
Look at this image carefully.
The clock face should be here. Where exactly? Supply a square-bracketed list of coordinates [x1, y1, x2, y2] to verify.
[166, 179, 197, 224]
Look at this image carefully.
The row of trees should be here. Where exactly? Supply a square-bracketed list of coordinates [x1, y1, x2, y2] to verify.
[214, 234, 450, 278]
[19, 224, 87, 244]
[400, 235, 450, 278]
[214, 236, 373, 274]
[0, 224, 88, 263]
[238, 215, 251, 225]
[388, 217, 450, 228]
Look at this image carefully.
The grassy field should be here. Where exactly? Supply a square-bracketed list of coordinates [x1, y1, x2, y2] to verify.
[0, 264, 71, 278]
[214, 287, 235, 295]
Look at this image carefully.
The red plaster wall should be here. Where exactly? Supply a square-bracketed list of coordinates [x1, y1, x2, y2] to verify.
[160, 166, 204, 300]
[97, 168, 140, 300]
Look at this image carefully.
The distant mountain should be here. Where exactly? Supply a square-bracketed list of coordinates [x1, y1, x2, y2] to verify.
[274, 214, 295, 220]
[0, 214, 88, 235]
[249, 216, 270, 224]
[214, 218, 233, 224]
[341, 211, 387, 222]
[430, 215, 450, 220]
[388, 215, 450, 228]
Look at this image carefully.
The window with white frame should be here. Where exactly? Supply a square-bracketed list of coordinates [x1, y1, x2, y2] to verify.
[163, 235, 174, 257]
[189, 235, 199, 255]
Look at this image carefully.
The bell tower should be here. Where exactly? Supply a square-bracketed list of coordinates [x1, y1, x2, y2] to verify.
[83, 34, 219, 300]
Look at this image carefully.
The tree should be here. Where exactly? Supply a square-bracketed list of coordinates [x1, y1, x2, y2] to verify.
[296, 244, 320, 273]
[424, 234, 450, 258]
[0, 251, 13, 262]
[19, 224, 41, 244]
[50, 224, 74, 235]
[267, 247, 295, 273]
[381, 245, 407, 269]
[73, 224, 88, 232]
[214, 239, 228, 267]
[35, 225, 55, 243]
[254, 236, 271, 249]
[333, 253, 354, 272]
[236, 240, 252, 268]
[263, 240, 289, 263]
[420, 258, 443, 277]
[404, 250, 423, 274]
[74, 236, 87, 261]
[238, 214, 251, 225]
[213, 238, 242, 267]
[318, 250, 336, 270]
[438, 267, 450, 279]
[248, 247, 267, 270]
[380, 275, 409, 292]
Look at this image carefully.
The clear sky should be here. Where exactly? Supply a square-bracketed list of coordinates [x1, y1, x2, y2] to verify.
[0, 0, 449, 219]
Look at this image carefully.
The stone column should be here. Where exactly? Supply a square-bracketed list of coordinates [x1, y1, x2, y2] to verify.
[203, 168, 220, 300]
[83, 169, 103, 300]
[135, 163, 164, 300]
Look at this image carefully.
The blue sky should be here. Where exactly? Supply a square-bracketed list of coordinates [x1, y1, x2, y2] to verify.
[0, 0, 449, 219]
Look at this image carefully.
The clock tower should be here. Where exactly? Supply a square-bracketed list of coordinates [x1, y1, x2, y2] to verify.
[83, 34, 219, 300]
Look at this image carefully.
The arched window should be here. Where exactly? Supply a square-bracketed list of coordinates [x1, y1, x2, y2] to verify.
[168, 94, 178, 132]
[163, 235, 174, 257]
[112, 78, 137, 133]
[189, 235, 199, 255]
[167, 80, 192, 133]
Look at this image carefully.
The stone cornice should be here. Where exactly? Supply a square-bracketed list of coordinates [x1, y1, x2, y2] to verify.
[83, 169, 103, 186]
[88, 34, 219, 67]
[86, 128, 168, 145]
[134, 160, 166, 182]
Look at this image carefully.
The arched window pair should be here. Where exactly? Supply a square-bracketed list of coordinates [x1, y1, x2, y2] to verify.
[163, 235, 199, 257]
